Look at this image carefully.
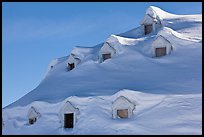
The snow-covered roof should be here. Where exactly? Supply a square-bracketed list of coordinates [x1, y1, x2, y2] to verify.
[99, 41, 116, 56]
[140, 6, 175, 25]
[151, 35, 173, 56]
[146, 6, 175, 20]
[67, 53, 81, 64]
[112, 96, 136, 110]
[101, 42, 116, 52]
[141, 6, 161, 25]
[153, 35, 171, 46]
[27, 106, 40, 119]
[59, 101, 79, 115]
[108, 35, 138, 46]
[157, 27, 200, 45]
[141, 14, 158, 25]
[2, 5, 202, 134]
[99, 34, 137, 55]
[146, 6, 162, 20]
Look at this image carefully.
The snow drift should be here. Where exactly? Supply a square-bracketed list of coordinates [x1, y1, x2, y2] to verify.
[2, 6, 202, 135]
[2, 90, 202, 135]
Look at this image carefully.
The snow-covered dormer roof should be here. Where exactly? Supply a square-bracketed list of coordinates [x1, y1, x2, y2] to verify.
[152, 35, 173, 56]
[99, 35, 130, 55]
[147, 6, 175, 20]
[99, 42, 116, 54]
[112, 96, 136, 110]
[151, 32, 173, 57]
[141, 6, 173, 25]
[146, 6, 162, 20]
[152, 35, 172, 49]
[67, 53, 80, 64]
[27, 106, 40, 119]
[141, 7, 162, 25]
[141, 14, 158, 25]
[60, 101, 79, 115]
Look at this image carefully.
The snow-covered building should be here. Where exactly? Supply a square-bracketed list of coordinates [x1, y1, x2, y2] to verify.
[59, 101, 79, 128]
[112, 96, 136, 119]
[27, 106, 41, 125]
[98, 42, 116, 63]
[140, 6, 163, 35]
[152, 35, 173, 57]
[67, 53, 81, 71]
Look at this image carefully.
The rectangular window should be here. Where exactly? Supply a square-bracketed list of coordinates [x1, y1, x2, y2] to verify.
[155, 47, 166, 57]
[102, 53, 111, 61]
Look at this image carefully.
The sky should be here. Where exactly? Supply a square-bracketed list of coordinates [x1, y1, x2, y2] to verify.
[2, 2, 202, 108]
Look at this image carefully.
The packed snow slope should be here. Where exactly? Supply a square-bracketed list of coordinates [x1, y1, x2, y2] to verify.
[2, 90, 202, 135]
[4, 6, 202, 110]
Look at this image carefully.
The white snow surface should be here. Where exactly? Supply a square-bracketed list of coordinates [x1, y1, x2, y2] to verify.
[2, 90, 202, 135]
[2, 6, 202, 135]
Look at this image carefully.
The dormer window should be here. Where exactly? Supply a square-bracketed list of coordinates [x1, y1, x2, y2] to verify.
[68, 63, 75, 70]
[102, 53, 111, 61]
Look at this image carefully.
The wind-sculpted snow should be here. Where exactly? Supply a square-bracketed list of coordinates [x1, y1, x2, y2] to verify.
[2, 90, 202, 135]
[5, 6, 202, 109]
[3, 6, 202, 135]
